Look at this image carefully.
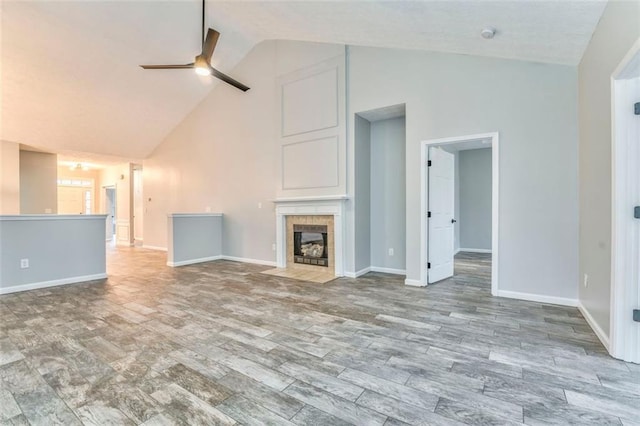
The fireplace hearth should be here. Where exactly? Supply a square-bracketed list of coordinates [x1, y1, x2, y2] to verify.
[293, 224, 328, 267]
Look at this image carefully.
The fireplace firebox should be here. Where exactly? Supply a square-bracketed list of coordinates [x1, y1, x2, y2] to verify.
[293, 224, 328, 267]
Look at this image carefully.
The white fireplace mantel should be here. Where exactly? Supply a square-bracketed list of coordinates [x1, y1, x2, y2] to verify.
[273, 196, 349, 277]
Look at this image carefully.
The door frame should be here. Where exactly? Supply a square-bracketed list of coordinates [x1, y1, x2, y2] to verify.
[420, 132, 499, 294]
[610, 38, 640, 362]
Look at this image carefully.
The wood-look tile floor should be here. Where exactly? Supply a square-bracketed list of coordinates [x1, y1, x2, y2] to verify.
[1, 248, 638, 425]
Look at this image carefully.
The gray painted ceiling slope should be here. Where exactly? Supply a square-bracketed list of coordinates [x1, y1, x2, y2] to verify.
[1, 0, 607, 162]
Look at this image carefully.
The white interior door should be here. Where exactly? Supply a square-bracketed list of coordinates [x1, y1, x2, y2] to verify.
[105, 187, 116, 241]
[428, 147, 455, 283]
[58, 186, 84, 214]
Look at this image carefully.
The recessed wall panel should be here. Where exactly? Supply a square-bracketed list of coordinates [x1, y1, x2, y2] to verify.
[282, 68, 338, 137]
[282, 137, 339, 189]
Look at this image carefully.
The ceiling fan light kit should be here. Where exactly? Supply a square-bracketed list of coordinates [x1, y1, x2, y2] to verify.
[140, 0, 249, 92]
[194, 55, 212, 76]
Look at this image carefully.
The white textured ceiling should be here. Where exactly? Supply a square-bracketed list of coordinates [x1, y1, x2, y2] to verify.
[1, 0, 607, 162]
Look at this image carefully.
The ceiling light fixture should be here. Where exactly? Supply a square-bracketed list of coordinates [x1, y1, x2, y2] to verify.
[481, 27, 496, 39]
[69, 162, 90, 171]
[194, 55, 212, 76]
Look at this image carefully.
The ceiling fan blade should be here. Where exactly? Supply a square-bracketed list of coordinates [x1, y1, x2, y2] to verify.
[140, 63, 194, 69]
[211, 67, 250, 92]
[202, 28, 220, 62]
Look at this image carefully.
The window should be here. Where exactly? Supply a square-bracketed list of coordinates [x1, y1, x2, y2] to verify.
[57, 179, 92, 187]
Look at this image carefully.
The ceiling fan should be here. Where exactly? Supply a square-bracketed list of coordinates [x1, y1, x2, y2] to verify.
[140, 0, 249, 92]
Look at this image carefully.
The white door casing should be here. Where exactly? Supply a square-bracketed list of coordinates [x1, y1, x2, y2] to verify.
[417, 132, 499, 293]
[610, 39, 640, 363]
[428, 147, 455, 283]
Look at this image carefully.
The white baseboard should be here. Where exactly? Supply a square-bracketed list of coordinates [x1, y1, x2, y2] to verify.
[345, 266, 407, 278]
[221, 255, 277, 267]
[371, 266, 406, 276]
[404, 278, 425, 287]
[459, 248, 492, 254]
[454, 248, 461, 255]
[344, 267, 371, 278]
[497, 290, 578, 307]
[0, 273, 108, 295]
[143, 245, 167, 252]
[578, 301, 610, 351]
[167, 255, 222, 267]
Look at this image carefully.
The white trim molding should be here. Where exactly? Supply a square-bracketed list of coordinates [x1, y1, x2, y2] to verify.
[274, 197, 348, 277]
[370, 266, 406, 275]
[404, 278, 425, 287]
[578, 302, 610, 351]
[221, 256, 277, 267]
[609, 37, 640, 363]
[0, 273, 108, 295]
[345, 267, 371, 278]
[497, 290, 578, 307]
[419, 132, 499, 295]
[345, 266, 406, 278]
[167, 255, 222, 268]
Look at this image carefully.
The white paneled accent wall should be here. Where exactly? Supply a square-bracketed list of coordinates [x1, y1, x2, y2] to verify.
[281, 68, 339, 137]
[282, 137, 339, 190]
[277, 54, 346, 198]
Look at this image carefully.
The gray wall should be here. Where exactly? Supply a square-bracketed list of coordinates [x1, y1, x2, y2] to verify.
[0, 215, 107, 292]
[348, 47, 578, 300]
[370, 117, 406, 271]
[459, 148, 492, 250]
[19, 150, 58, 214]
[578, 0, 640, 337]
[354, 115, 371, 273]
[167, 214, 223, 266]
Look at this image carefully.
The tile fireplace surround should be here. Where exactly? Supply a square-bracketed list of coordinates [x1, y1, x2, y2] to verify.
[274, 196, 347, 277]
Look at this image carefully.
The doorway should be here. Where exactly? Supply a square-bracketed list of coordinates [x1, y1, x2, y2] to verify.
[105, 186, 116, 242]
[420, 132, 499, 294]
[610, 39, 640, 363]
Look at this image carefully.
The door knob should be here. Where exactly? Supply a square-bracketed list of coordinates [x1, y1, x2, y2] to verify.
[451, 219, 457, 223]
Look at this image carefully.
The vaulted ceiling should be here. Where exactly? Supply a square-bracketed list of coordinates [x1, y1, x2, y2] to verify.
[1, 0, 607, 162]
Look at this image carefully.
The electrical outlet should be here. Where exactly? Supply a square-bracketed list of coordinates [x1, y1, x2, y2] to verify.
[583, 274, 589, 288]
[258, 202, 263, 209]
[44, 208, 52, 214]
[272, 243, 276, 251]
[20, 259, 29, 269]
[388, 248, 394, 256]
[205, 206, 211, 213]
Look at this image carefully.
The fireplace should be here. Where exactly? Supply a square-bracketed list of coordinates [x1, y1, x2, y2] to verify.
[274, 198, 346, 277]
[293, 224, 328, 267]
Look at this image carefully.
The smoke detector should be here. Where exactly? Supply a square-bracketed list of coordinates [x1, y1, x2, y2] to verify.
[481, 27, 496, 39]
